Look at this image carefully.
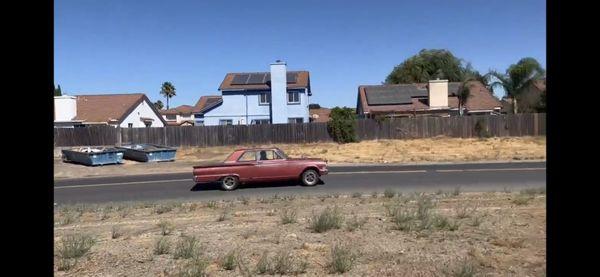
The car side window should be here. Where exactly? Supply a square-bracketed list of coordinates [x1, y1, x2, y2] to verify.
[258, 150, 282, 160]
[238, 151, 256, 162]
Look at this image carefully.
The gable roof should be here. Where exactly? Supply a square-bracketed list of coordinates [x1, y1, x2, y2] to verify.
[309, 108, 331, 123]
[73, 93, 167, 125]
[219, 71, 310, 91]
[357, 81, 501, 114]
[161, 105, 195, 115]
[193, 95, 223, 114]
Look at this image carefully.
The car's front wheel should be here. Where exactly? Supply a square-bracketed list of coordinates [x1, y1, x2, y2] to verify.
[221, 176, 239, 191]
[301, 169, 319, 186]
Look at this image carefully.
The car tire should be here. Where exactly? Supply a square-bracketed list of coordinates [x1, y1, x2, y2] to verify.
[221, 176, 239, 191]
[301, 169, 319, 186]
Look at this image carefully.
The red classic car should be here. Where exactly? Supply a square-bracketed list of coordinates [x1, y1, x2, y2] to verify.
[192, 148, 328, 190]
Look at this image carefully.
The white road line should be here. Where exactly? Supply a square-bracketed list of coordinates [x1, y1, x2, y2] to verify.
[465, 167, 546, 172]
[54, 179, 191, 189]
[436, 167, 546, 172]
[329, 170, 427, 175]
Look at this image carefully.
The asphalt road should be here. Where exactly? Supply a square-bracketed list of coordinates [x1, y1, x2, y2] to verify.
[54, 161, 546, 204]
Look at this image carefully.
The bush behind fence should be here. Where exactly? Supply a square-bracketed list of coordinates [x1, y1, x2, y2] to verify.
[54, 113, 546, 147]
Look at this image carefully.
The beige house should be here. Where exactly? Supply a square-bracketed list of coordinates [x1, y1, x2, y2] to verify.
[356, 79, 502, 118]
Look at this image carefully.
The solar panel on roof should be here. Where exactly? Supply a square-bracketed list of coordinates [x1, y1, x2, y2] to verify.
[231, 74, 250, 85]
[365, 87, 413, 105]
[247, 73, 267, 84]
[448, 83, 461, 96]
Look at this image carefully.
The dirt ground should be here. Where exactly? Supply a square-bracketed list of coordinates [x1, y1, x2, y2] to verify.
[54, 190, 546, 276]
[54, 136, 546, 179]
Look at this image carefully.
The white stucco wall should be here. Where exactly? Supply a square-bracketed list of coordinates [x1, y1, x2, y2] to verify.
[120, 99, 165, 127]
[54, 95, 77, 121]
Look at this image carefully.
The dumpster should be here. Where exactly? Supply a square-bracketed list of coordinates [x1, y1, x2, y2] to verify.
[61, 147, 125, 166]
[117, 144, 177, 162]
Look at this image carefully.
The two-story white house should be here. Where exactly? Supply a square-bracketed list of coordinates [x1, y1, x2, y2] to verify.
[193, 61, 311, 125]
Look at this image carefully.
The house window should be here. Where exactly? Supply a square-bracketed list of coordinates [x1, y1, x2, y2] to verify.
[252, 119, 270, 125]
[288, 118, 304, 124]
[166, 115, 177, 120]
[219, 119, 233, 125]
[196, 120, 204, 126]
[128, 123, 133, 128]
[259, 93, 270, 105]
[288, 91, 300, 104]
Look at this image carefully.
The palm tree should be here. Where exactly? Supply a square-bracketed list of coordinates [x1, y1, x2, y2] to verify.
[456, 65, 488, 116]
[160, 82, 176, 109]
[457, 82, 472, 116]
[487, 58, 545, 114]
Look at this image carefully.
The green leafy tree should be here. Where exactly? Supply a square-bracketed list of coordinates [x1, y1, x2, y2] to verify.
[327, 107, 358, 143]
[54, 84, 62, 96]
[160, 82, 176, 109]
[385, 49, 467, 84]
[154, 100, 164, 110]
[487, 58, 545, 114]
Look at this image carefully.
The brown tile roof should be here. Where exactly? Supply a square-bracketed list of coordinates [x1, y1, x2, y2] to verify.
[309, 108, 331, 123]
[73, 93, 167, 125]
[357, 81, 501, 115]
[160, 105, 195, 115]
[219, 71, 310, 91]
[193, 96, 223, 113]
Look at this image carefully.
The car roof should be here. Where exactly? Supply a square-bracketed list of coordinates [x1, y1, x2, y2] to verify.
[234, 147, 282, 152]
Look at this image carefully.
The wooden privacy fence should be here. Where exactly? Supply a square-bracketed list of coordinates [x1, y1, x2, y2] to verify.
[356, 113, 546, 140]
[54, 113, 546, 147]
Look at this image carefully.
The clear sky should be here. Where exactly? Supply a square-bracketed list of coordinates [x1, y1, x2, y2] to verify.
[55, 0, 546, 109]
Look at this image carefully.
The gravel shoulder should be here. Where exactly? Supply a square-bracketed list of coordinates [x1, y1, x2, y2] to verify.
[54, 190, 546, 276]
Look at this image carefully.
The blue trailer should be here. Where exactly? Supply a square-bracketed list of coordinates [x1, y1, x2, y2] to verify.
[61, 147, 125, 166]
[117, 144, 177, 162]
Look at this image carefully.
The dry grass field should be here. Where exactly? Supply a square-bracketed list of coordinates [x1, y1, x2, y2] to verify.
[54, 188, 546, 276]
[55, 136, 546, 179]
[176, 136, 546, 164]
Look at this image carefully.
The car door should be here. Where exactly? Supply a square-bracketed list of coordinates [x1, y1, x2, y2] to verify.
[254, 150, 288, 181]
[235, 150, 258, 181]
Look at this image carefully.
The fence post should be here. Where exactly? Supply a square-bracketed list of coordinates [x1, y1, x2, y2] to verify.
[163, 127, 168, 146]
[116, 127, 122, 146]
[533, 113, 539, 136]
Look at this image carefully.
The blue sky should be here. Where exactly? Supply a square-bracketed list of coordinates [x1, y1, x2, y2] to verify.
[55, 0, 546, 108]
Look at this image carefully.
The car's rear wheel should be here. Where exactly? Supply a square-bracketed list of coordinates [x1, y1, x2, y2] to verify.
[221, 176, 239, 191]
[301, 169, 319, 186]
